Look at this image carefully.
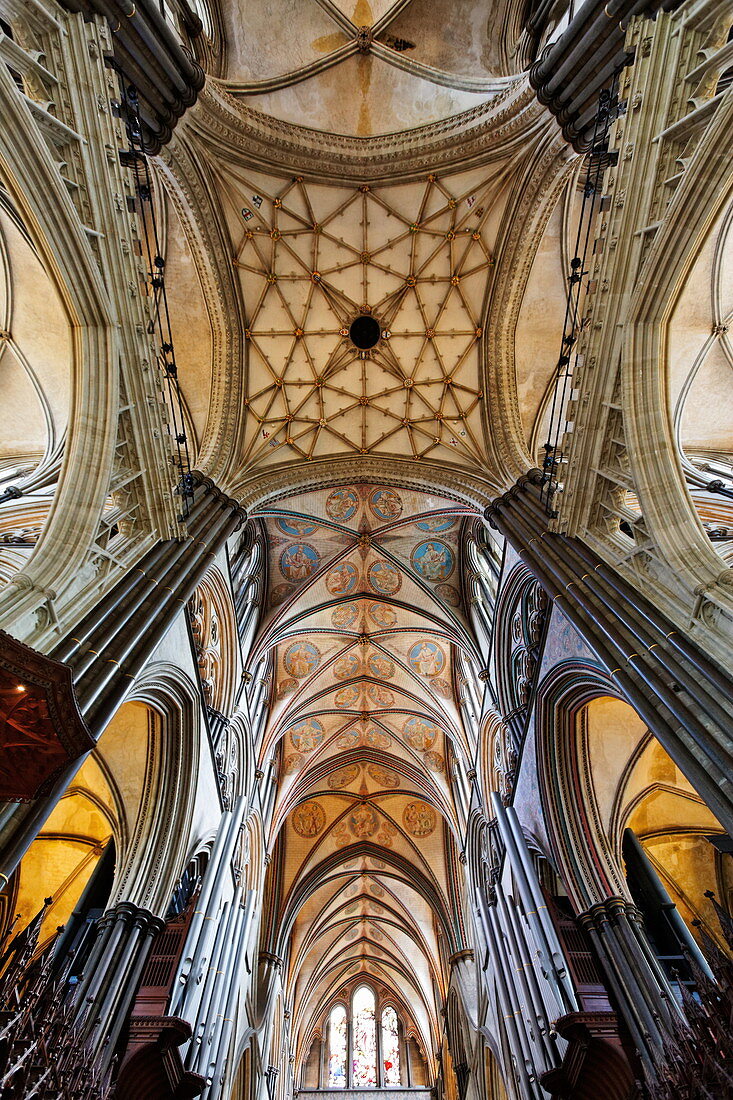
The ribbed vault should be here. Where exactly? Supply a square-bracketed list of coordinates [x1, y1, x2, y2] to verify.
[253, 483, 477, 1079]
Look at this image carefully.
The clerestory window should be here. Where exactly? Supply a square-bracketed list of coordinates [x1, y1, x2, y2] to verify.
[326, 986, 403, 1088]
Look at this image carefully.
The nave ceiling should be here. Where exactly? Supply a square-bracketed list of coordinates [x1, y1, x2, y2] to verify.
[252, 483, 477, 1070]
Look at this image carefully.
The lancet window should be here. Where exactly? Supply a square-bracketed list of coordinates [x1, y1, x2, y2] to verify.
[327, 1004, 347, 1087]
[325, 987, 404, 1088]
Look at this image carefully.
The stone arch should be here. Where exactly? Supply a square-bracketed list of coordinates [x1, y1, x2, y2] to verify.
[107, 664, 201, 916]
[0, 109, 118, 630]
[534, 662, 634, 910]
[623, 102, 733, 624]
[536, 659, 730, 935]
[189, 562, 240, 717]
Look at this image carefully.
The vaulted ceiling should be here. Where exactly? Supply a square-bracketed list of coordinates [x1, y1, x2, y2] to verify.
[217, 0, 517, 137]
[155, 0, 578, 1076]
[216, 165, 508, 471]
[251, 484, 478, 1070]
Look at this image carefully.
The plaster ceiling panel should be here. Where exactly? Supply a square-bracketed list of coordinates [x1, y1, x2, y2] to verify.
[514, 181, 580, 461]
[385, 0, 501, 78]
[0, 210, 71, 463]
[0, 350, 48, 464]
[231, 56, 492, 138]
[221, 0, 339, 82]
[164, 199, 213, 451]
[331, 0, 396, 25]
[679, 346, 733, 452]
[667, 196, 733, 457]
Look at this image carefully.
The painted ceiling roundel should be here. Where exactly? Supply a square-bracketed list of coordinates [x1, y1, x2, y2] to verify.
[254, 482, 480, 1056]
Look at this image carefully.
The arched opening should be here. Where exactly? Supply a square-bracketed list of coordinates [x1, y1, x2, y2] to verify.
[352, 984, 377, 1087]
[1, 741, 120, 955]
[1, 688, 198, 962]
[546, 692, 733, 997]
[0, 198, 71, 585]
[327, 1004, 347, 1087]
[584, 695, 731, 952]
[381, 1006, 401, 1086]
[320, 988, 412, 1090]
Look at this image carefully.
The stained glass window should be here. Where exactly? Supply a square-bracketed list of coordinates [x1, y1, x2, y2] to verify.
[328, 1004, 347, 1087]
[352, 985, 377, 1086]
[381, 1006, 401, 1085]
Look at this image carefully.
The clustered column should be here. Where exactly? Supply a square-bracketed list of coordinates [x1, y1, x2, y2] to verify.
[485, 470, 733, 834]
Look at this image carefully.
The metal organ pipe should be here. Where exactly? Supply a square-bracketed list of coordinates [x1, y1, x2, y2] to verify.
[172, 796, 245, 1014]
[481, 901, 538, 1100]
[208, 895, 251, 1094]
[505, 806, 578, 1012]
[495, 887, 557, 1069]
[197, 890, 246, 1078]
[187, 898, 232, 1060]
[497, 887, 562, 1060]
[492, 795, 577, 1012]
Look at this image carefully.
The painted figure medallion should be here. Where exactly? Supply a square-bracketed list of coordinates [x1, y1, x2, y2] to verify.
[368, 560, 401, 595]
[350, 803, 379, 838]
[276, 678, 298, 699]
[368, 653, 394, 678]
[408, 640, 445, 677]
[328, 764, 361, 789]
[402, 716, 439, 750]
[332, 603, 358, 628]
[326, 560, 358, 595]
[270, 582, 295, 606]
[436, 583, 460, 607]
[276, 517, 318, 537]
[334, 653, 360, 679]
[284, 641, 321, 678]
[368, 602, 397, 628]
[335, 686, 360, 708]
[279, 542, 319, 582]
[282, 752, 303, 775]
[369, 487, 402, 521]
[365, 727, 392, 748]
[415, 517, 456, 532]
[368, 684, 394, 707]
[410, 540, 454, 582]
[367, 764, 400, 788]
[289, 717, 324, 752]
[402, 800, 436, 837]
[431, 678, 453, 699]
[326, 487, 359, 521]
[292, 800, 326, 837]
[423, 751, 445, 773]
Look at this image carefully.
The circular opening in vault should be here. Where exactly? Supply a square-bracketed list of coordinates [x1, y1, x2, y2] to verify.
[349, 314, 381, 350]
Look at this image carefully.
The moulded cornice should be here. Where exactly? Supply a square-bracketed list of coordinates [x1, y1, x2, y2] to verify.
[184, 75, 547, 184]
[222, 455, 501, 513]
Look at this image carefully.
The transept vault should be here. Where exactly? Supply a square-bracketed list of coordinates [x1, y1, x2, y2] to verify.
[0, 0, 732, 1099]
